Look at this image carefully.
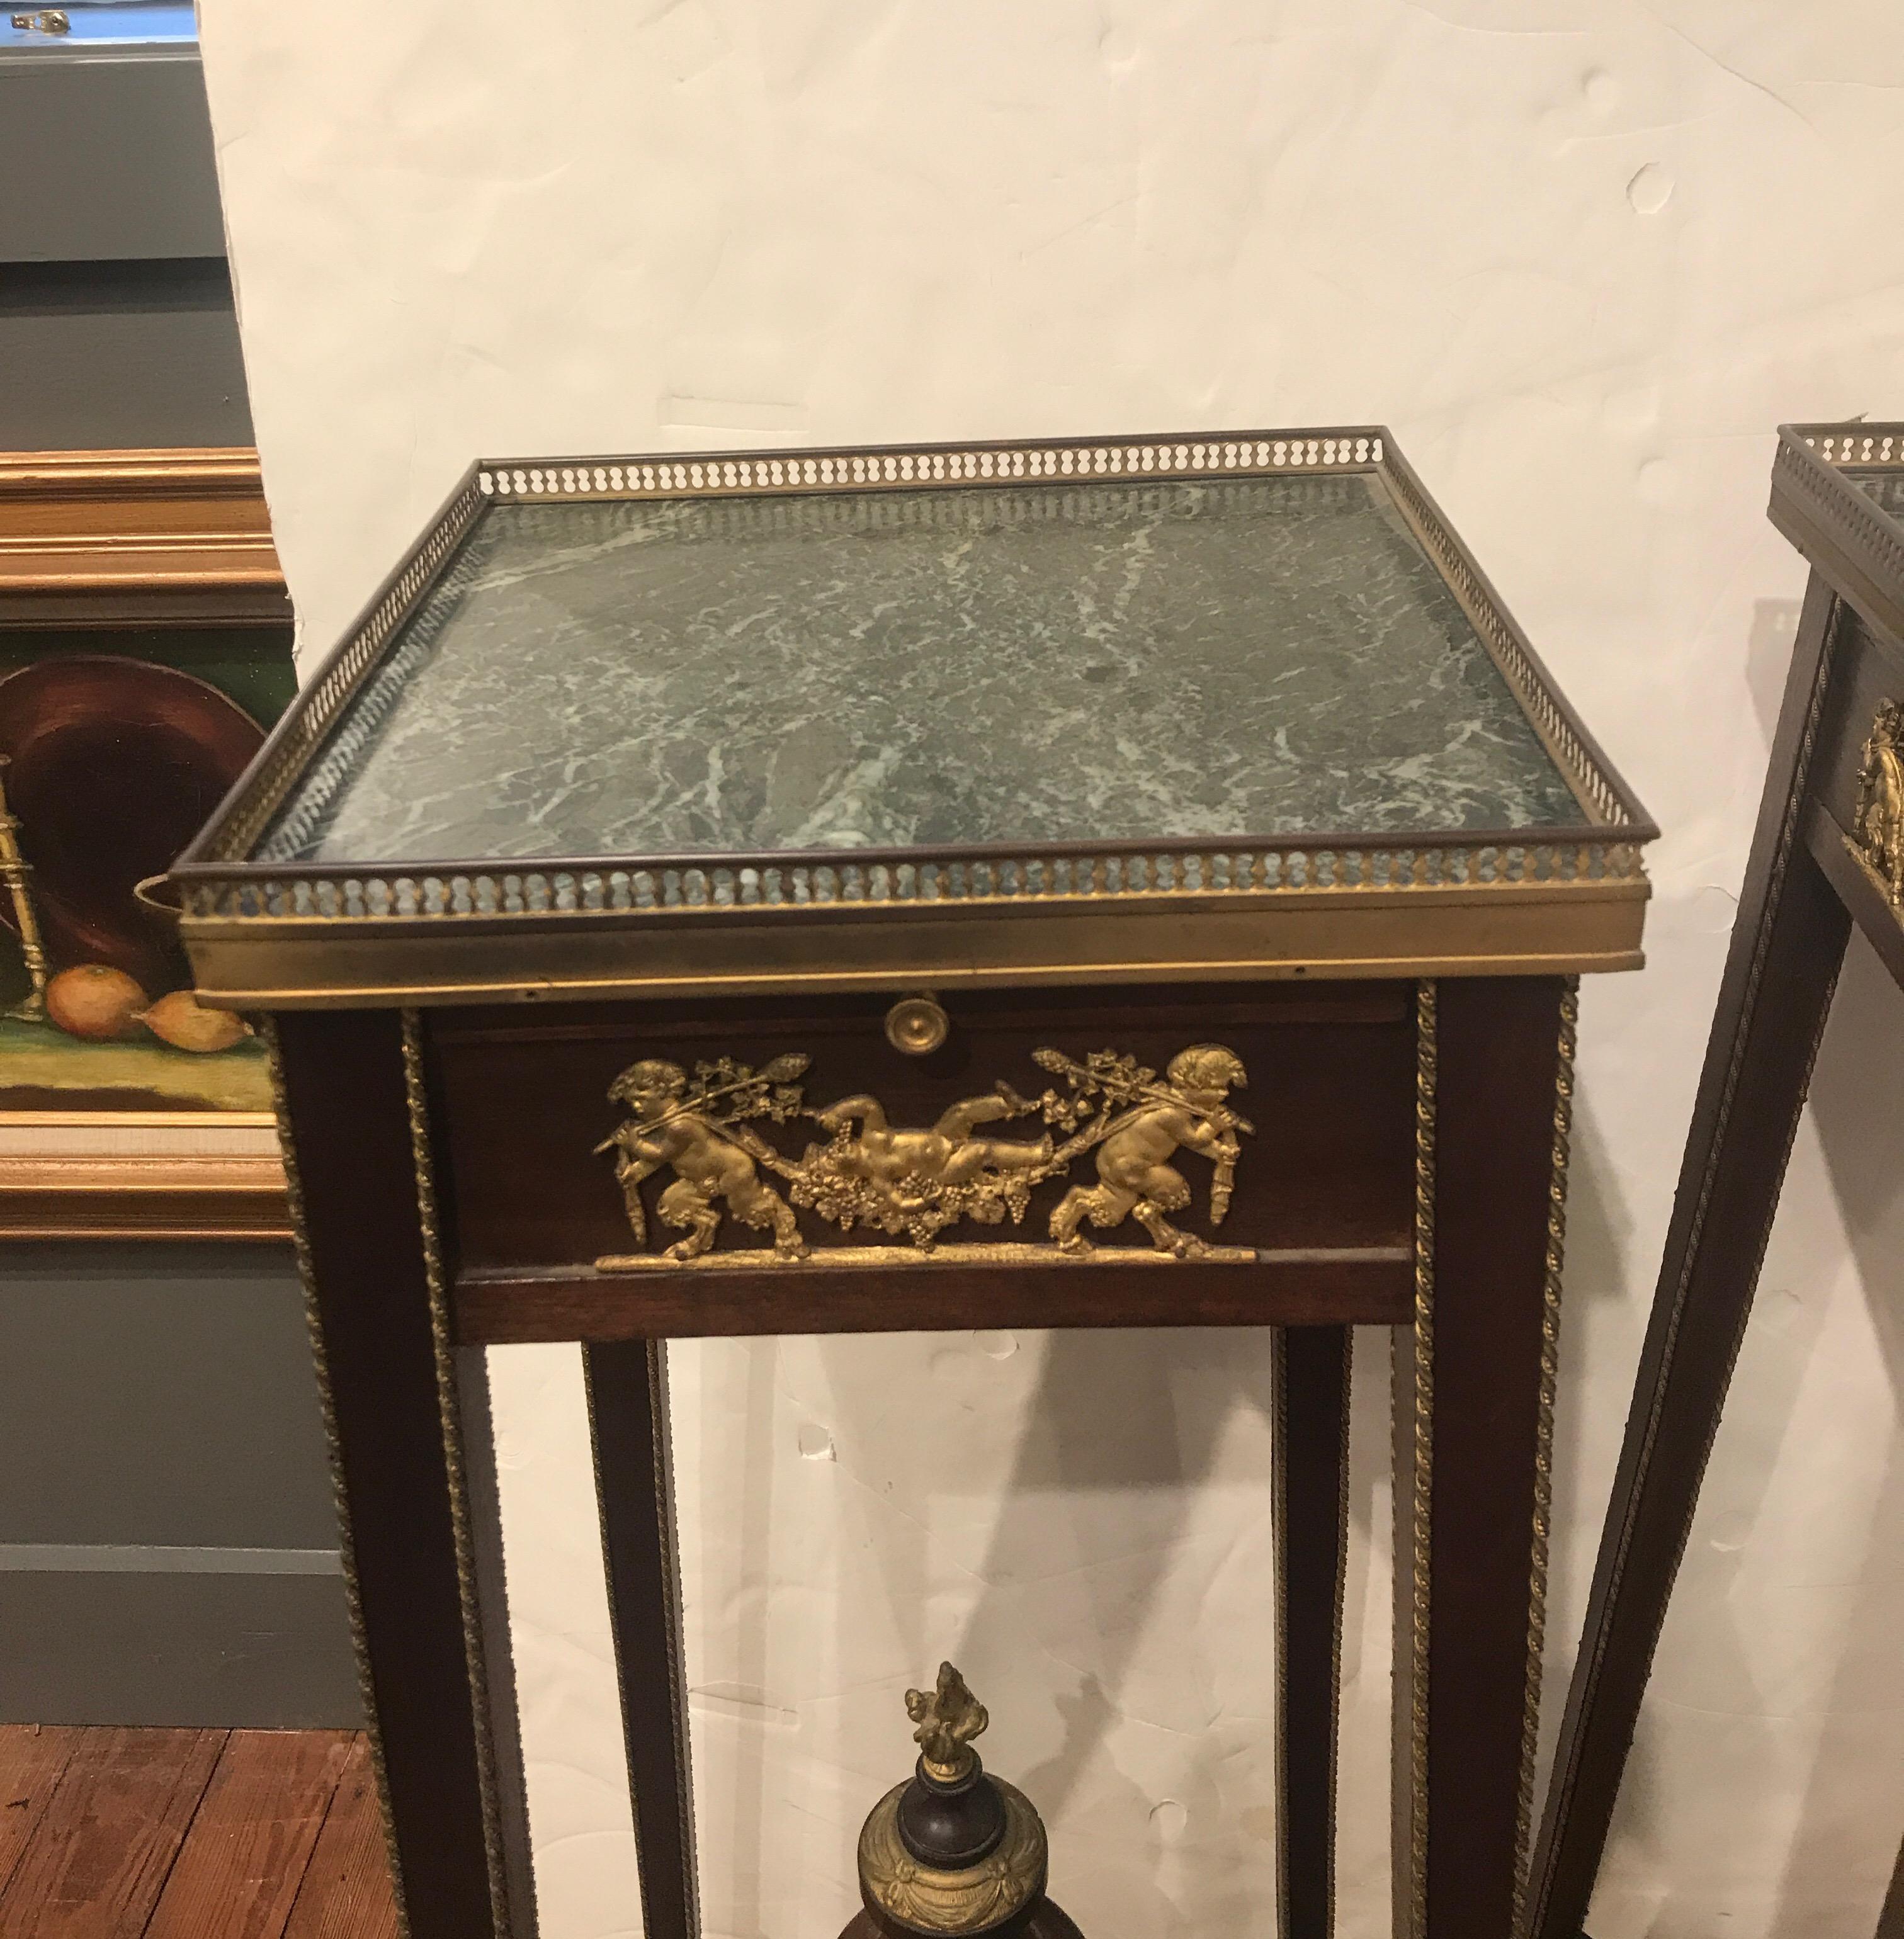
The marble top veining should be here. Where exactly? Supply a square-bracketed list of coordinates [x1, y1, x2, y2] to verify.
[256, 473, 1586, 866]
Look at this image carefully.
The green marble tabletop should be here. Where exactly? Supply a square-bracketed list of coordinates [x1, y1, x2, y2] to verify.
[257, 472, 1585, 867]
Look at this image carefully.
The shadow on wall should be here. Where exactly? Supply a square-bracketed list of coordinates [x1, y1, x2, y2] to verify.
[1493, 1049, 1640, 1918]
[736, 1321, 1298, 1936]
[688, 947, 1900, 1936]
[742, 1024, 1635, 1936]
[1745, 598, 1803, 742]
[1593, 930, 1904, 1936]
[1545, 1088, 1644, 1630]
[943, 1324, 1289, 1939]
[936, 1097, 1636, 1939]
[1775, 933, 1904, 1926]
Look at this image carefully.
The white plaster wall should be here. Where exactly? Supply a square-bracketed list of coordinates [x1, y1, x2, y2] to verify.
[193, 4, 1904, 1933]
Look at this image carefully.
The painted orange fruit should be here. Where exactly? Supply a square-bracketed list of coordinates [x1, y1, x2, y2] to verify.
[45, 964, 149, 1040]
[140, 988, 252, 1053]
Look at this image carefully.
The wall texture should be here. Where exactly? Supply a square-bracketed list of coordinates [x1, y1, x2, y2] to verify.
[195, 4, 1904, 1934]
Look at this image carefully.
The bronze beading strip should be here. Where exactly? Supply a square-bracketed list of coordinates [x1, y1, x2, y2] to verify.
[1272, 1330, 1292, 1939]
[264, 1017, 412, 1936]
[1510, 982, 1578, 1936]
[180, 844, 1646, 925]
[1330, 1328, 1352, 1933]
[1395, 980, 1437, 1939]
[401, 1011, 517, 1937]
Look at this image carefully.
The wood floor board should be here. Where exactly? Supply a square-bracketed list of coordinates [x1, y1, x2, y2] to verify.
[143, 1729, 356, 1939]
[0, 1726, 226, 1938]
[0, 1725, 85, 1900]
[0, 1729, 400, 1939]
[281, 1736, 400, 1939]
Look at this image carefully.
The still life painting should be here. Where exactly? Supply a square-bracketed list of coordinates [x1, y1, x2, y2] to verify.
[0, 642, 292, 1113]
[0, 444, 295, 1235]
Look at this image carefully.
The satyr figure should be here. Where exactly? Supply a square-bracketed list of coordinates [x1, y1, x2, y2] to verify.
[1049, 1042, 1249, 1257]
[601, 1057, 807, 1263]
[778, 1081, 1057, 1247]
[1853, 699, 1904, 906]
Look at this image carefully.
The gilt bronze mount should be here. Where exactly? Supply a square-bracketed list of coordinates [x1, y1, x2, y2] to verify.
[593, 1039, 1252, 1267]
[1848, 698, 1904, 908]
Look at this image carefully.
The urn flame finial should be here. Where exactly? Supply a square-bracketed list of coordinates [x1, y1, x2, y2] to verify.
[905, 1662, 989, 1783]
[847, 1661, 1068, 1936]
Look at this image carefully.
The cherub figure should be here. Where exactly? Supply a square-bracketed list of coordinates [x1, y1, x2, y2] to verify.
[905, 1661, 989, 1781]
[1853, 700, 1904, 905]
[1048, 1043, 1249, 1258]
[599, 1058, 807, 1263]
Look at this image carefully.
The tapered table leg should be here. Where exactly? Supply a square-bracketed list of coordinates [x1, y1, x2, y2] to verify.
[273, 1010, 512, 1939]
[1274, 1325, 1351, 1939]
[1527, 577, 1856, 1939]
[587, 1339, 700, 1939]
[1396, 978, 1575, 1939]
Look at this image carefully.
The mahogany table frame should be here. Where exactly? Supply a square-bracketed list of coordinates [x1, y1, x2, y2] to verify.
[1527, 424, 1904, 1939]
[167, 427, 1657, 1939]
[268, 973, 1578, 1939]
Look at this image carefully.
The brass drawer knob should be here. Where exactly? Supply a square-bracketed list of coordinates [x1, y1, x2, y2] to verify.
[884, 994, 949, 1056]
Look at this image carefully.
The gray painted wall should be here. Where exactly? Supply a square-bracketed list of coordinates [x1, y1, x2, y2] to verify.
[1, 44, 356, 1724]
[1, 257, 254, 449]
[0, 52, 227, 262]
[0, 48, 252, 451]
[0, 1246, 356, 1726]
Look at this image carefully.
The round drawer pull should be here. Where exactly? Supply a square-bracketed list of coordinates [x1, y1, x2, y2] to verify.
[885, 994, 949, 1056]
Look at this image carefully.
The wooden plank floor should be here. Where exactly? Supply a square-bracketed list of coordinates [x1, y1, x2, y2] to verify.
[0, 1727, 398, 1939]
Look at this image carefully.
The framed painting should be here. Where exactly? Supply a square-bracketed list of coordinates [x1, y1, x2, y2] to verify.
[0, 448, 292, 1236]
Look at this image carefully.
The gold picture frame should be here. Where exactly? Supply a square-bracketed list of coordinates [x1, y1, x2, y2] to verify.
[0, 447, 291, 1238]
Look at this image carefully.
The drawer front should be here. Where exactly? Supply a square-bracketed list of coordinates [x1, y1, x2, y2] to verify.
[427, 981, 1417, 1334]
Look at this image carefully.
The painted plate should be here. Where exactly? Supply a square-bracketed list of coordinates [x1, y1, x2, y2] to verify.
[0, 654, 263, 995]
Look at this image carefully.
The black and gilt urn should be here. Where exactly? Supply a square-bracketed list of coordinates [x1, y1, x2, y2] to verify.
[838, 1664, 1085, 1939]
